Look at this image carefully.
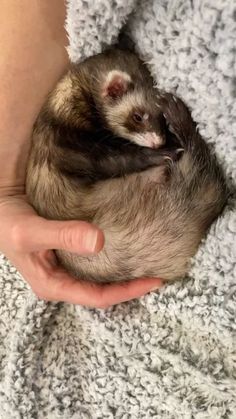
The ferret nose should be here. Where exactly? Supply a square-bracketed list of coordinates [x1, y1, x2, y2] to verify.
[147, 132, 164, 148]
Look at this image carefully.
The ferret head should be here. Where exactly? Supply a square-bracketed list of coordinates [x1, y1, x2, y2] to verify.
[99, 70, 165, 148]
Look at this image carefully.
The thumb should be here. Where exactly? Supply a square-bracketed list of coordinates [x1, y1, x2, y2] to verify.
[14, 216, 104, 254]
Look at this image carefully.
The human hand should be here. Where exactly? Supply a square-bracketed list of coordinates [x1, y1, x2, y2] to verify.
[0, 1, 162, 308]
[0, 192, 163, 308]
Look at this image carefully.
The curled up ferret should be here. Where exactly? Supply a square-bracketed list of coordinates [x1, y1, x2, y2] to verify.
[26, 48, 228, 283]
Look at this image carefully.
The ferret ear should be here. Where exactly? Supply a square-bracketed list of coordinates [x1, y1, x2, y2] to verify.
[102, 70, 132, 100]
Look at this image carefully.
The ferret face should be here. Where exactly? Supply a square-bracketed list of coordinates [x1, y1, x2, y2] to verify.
[100, 70, 165, 148]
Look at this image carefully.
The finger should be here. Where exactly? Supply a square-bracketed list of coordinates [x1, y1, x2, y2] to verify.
[12, 216, 104, 255]
[56, 276, 163, 308]
[27, 253, 163, 307]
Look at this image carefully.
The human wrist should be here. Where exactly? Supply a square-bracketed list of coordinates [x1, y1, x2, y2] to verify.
[0, 125, 30, 191]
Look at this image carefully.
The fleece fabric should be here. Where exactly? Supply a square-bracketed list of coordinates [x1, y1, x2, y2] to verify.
[0, 1, 235, 418]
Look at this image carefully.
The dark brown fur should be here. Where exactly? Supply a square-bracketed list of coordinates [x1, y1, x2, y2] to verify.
[26, 49, 228, 283]
[31, 49, 178, 185]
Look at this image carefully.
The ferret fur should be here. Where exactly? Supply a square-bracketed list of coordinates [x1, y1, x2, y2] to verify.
[26, 49, 228, 283]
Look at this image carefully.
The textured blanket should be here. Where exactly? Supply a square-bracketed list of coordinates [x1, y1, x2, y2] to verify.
[0, 1, 235, 418]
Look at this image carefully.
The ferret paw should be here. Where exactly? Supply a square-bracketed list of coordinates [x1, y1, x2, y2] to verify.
[163, 148, 184, 162]
[145, 147, 184, 167]
[157, 148, 184, 167]
[159, 93, 196, 146]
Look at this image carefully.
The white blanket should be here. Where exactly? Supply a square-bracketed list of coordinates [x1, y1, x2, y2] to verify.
[0, 1, 235, 417]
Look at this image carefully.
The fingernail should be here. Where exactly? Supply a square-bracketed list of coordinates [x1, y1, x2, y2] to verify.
[84, 229, 104, 254]
[83, 230, 99, 253]
[150, 283, 163, 292]
[150, 287, 161, 292]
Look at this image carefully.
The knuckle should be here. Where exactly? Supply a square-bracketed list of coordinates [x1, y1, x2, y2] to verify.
[97, 303, 110, 309]
[10, 223, 26, 252]
[30, 285, 44, 300]
[29, 272, 52, 301]
[95, 297, 111, 310]
[31, 286, 50, 301]
[59, 226, 75, 250]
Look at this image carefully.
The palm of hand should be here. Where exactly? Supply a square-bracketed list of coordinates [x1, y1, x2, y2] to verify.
[0, 193, 162, 307]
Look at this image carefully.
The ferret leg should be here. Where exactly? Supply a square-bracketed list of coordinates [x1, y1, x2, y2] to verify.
[95, 147, 183, 179]
[160, 93, 197, 147]
[56, 141, 182, 183]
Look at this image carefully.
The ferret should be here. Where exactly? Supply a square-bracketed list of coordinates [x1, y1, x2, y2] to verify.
[31, 48, 180, 186]
[26, 48, 228, 283]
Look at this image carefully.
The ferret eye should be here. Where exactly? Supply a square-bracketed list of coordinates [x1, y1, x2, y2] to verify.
[133, 112, 143, 123]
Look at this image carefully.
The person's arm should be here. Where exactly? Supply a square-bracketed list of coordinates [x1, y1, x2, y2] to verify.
[0, 0, 68, 190]
[0, 0, 162, 308]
